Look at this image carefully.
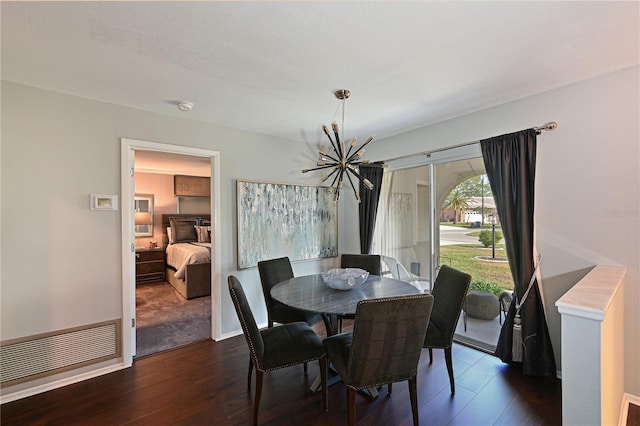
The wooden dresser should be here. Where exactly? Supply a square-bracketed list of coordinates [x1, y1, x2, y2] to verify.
[135, 247, 165, 283]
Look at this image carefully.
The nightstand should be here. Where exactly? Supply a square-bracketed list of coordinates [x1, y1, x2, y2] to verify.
[135, 247, 165, 283]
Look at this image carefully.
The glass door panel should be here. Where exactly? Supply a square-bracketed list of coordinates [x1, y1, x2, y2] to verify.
[372, 166, 432, 293]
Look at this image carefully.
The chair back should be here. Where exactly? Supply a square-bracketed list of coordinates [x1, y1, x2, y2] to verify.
[381, 255, 411, 281]
[258, 257, 294, 316]
[346, 294, 434, 389]
[340, 254, 381, 275]
[228, 275, 264, 368]
[428, 265, 472, 342]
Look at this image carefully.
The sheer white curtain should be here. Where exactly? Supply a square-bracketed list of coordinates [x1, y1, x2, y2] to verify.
[372, 172, 413, 263]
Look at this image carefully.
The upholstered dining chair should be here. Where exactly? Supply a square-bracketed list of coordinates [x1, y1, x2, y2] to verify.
[337, 254, 382, 331]
[340, 253, 382, 275]
[323, 294, 434, 426]
[258, 257, 323, 328]
[228, 276, 328, 425]
[422, 264, 472, 394]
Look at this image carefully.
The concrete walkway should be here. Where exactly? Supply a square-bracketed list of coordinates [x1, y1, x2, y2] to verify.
[440, 224, 482, 246]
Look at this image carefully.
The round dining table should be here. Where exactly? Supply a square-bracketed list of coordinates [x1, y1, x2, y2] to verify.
[271, 273, 422, 395]
[271, 274, 421, 336]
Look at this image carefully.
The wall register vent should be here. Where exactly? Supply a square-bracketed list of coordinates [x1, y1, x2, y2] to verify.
[1, 320, 121, 387]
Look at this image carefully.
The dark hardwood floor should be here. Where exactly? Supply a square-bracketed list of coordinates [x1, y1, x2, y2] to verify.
[1, 324, 561, 425]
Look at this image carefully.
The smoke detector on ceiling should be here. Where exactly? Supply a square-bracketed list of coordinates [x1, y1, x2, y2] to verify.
[176, 101, 194, 112]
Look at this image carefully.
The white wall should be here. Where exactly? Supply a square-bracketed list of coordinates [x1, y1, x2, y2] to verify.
[353, 66, 639, 395]
[0, 82, 339, 393]
[134, 172, 177, 248]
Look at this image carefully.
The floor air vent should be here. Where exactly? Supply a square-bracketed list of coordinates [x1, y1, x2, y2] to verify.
[1, 320, 121, 387]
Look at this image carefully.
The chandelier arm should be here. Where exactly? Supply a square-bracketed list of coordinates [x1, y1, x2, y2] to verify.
[346, 136, 375, 163]
[344, 169, 360, 201]
[344, 138, 357, 160]
[323, 167, 340, 182]
[346, 167, 373, 190]
[331, 122, 343, 158]
[327, 168, 342, 189]
[336, 168, 347, 200]
[323, 125, 341, 160]
[302, 164, 338, 173]
[319, 151, 340, 163]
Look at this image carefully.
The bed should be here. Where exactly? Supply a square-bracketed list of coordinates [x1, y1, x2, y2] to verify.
[162, 214, 212, 300]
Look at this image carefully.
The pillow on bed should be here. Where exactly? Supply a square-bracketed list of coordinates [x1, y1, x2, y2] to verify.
[169, 218, 199, 243]
[166, 227, 174, 244]
[195, 225, 211, 243]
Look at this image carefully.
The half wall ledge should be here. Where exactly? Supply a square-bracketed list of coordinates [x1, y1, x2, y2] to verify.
[555, 265, 626, 426]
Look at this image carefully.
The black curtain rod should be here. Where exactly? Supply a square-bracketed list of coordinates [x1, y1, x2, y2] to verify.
[384, 121, 557, 163]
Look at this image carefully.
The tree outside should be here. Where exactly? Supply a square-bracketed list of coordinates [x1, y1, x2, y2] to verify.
[442, 188, 470, 224]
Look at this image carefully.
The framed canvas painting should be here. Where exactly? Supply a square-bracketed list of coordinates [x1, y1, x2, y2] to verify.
[236, 180, 338, 269]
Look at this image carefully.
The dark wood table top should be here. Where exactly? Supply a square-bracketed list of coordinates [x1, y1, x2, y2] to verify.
[271, 274, 421, 317]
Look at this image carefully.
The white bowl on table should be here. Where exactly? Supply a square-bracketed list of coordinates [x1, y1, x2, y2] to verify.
[321, 268, 369, 290]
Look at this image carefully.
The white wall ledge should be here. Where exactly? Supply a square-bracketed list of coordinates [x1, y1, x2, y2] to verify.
[555, 265, 626, 321]
[555, 264, 627, 425]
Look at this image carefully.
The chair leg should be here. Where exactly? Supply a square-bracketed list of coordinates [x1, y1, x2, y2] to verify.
[248, 358, 253, 390]
[428, 348, 433, 364]
[408, 377, 419, 426]
[444, 346, 455, 394]
[387, 383, 393, 395]
[253, 370, 263, 426]
[347, 387, 356, 426]
[304, 362, 308, 373]
[464, 310, 467, 331]
[320, 355, 328, 411]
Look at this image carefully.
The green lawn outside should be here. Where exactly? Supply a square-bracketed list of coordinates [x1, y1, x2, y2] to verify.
[439, 244, 513, 291]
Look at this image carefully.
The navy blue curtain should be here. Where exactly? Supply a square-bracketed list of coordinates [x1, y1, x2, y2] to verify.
[358, 162, 384, 254]
[481, 129, 556, 377]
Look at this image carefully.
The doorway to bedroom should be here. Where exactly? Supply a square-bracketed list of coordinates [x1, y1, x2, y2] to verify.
[121, 138, 221, 364]
[133, 151, 213, 358]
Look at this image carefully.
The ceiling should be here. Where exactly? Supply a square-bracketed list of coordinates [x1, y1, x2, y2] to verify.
[2, 1, 638, 148]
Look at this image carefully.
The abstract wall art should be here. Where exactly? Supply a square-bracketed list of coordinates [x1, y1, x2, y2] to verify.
[237, 180, 338, 269]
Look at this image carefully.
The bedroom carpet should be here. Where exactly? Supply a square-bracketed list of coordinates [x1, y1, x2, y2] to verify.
[135, 281, 211, 359]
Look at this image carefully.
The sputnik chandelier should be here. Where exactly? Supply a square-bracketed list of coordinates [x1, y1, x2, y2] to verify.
[303, 89, 375, 202]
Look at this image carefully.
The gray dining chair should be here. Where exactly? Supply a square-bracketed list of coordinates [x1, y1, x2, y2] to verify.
[258, 257, 327, 372]
[337, 254, 381, 331]
[258, 257, 324, 328]
[422, 264, 472, 394]
[228, 275, 328, 425]
[340, 253, 381, 275]
[324, 294, 434, 426]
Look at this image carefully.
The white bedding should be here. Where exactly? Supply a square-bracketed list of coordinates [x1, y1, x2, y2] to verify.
[166, 242, 211, 280]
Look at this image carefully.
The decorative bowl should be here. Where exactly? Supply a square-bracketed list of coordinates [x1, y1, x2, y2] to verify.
[321, 268, 369, 290]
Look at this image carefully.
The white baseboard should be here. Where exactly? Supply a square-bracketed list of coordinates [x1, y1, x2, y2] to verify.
[217, 322, 266, 341]
[0, 362, 127, 404]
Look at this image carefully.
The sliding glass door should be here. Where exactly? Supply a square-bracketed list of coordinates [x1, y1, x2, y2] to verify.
[373, 144, 509, 351]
